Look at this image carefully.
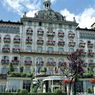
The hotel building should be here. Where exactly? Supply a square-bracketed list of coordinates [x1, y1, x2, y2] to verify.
[0, 0, 95, 94]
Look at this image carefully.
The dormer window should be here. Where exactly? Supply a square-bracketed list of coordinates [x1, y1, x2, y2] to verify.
[39, 22, 42, 26]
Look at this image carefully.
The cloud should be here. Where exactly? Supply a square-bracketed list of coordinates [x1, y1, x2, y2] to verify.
[51, 0, 57, 3]
[26, 10, 38, 17]
[60, 8, 95, 28]
[0, 0, 57, 17]
[0, 0, 41, 16]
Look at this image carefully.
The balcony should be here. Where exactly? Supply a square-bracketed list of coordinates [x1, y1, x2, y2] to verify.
[47, 31, 55, 36]
[0, 74, 7, 79]
[79, 42, 85, 48]
[81, 51, 86, 57]
[1, 59, 9, 65]
[37, 30, 44, 35]
[13, 38, 20, 43]
[88, 63, 95, 67]
[12, 48, 20, 53]
[4, 38, 11, 43]
[47, 40, 55, 46]
[88, 52, 94, 57]
[24, 60, 32, 66]
[26, 29, 33, 35]
[68, 33, 75, 38]
[87, 43, 93, 48]
[11, 60, 19, 65]
[58, 32, 64, 37]
[46, 62, 56, 66]
[37, 40, 44, 45]
[68, 42, 76, 47]
[2, 48, 10, 53]
[26, 38, 32, 44]
[58, 41, 65, 46]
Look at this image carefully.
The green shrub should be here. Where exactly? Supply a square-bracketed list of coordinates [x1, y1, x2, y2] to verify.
[19, 89, 28, 95]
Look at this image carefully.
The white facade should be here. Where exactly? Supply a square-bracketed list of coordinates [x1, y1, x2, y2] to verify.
[0, 0, 95, 94]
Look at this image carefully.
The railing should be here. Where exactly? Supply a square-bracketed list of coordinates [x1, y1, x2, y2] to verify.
[68, 42, 76, 47]
[11, 60, 19, 65]
[58, 62, 66, 67]
[88, 52, 94, 57]
[58, 32, 64, 37]
[13, 38, 20, 43]
[37, 40, 44, 45]
[47, 41, 55, 45]
[26, 29, 33, 35]
[87, 43, 93, 48]
[1, 59, 9, 65]
[37, 30, 44, 35]
[4, 38, 11, 43]
[68, 33, 75, 38]
[26, 38, 32, 44]
[58, 41, 65, 46]
[2, 48, 10, 53]
[24, 60, 32, 66]
[79, 42, 85, 48]
[47, 31, 55, 36]
[12, 48, 20, 53]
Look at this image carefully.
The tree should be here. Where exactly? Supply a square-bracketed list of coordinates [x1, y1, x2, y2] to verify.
[64, 49, 84, 95]
[9, 63, 14, 73]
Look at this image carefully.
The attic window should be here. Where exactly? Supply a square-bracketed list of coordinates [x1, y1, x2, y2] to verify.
[39, 22, 42, 26]
[59, 23, 62, 28]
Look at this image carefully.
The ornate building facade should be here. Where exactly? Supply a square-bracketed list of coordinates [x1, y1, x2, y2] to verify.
[0, 0, 95, 94]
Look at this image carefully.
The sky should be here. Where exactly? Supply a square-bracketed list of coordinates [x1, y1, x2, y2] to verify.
[0, 0, 95, 28]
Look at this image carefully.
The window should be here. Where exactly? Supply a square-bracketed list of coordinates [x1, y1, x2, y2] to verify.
[39, 22, 42, 26]
[26, 46, 32, 52]
[47, 47, 54, 53]
[28, 21, 32, 26]
[36, 57, 43, 74]
[59, 58, 64, 62]
[3, 56, 9, 60]
[23, 80, 31, 92]
[48, 58, 54, 62]
[1, 67, 8, 74]
[59, 23, 62, 28]
[37, 46, 43, 52]
[88, 49, 92, 53]
[58, 48, 64, 52]
[24, 68, 31, 73]
[36, 57, 43, 65]
[69, 48, 74, 52]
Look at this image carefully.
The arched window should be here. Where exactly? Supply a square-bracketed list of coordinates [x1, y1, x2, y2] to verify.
[36, 57, 43, 66]
[26, 27, 33, 35]
[37, 28, 44, 35]
[58, 30, 64, 37]
[4, 35, 11, 43]
[12, 45, 20, 53]
[13, 35, 20, 43]
[47, 47, 54, 53]
[25, 57, 32, 66]
[26, 45, 32, 52]
[47, 57, 56, 66]
[36, 57, 44, 74]
[2, 44, 10, 53]
[1, 56, 9, 65]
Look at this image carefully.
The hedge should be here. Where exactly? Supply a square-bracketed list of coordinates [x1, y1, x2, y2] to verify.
[0, 93, 67, 95]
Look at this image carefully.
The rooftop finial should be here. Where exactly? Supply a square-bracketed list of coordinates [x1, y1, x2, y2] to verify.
[43, 0, 51, 10]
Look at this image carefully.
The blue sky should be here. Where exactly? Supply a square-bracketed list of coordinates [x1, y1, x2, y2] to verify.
[0, 0, 95, 28]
